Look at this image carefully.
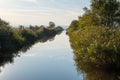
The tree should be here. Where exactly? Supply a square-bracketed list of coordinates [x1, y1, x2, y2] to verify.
[35, 25, 40, 30]
[0, 18, 9, 26]
[29, 25, 34, 30]
[69, 20, 79, 30]
[83, 7, 90, 14]
[49, 21, 55, 28]
[79, 13, 100, 27]
[91, 0, 120, 27]
[19, 25, 24, 30]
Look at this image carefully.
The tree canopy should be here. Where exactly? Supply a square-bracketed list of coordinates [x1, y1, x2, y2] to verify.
[72, 0, 120, 28]
[49, 21, 55, 28]
[91, 0, 120, 27]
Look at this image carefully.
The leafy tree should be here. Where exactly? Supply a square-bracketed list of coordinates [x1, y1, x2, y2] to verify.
[35, 25, 40, 30]
[29, 25, 34, 30]
[19, 25, 24, 30]
[69, 20, 79, 30]
[79, 13, 100, 27]
[21, 29, 37, 42]
[91, 0, 120, 27]
[83, 7, 91, 14]
[49, 21, 55, 28]
[0, 18, 9, 26]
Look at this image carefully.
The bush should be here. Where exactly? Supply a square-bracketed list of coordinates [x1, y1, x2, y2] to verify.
[21, 29, 37, 44]
[11, 29, 25, 47]
[68, 26, 120, 68]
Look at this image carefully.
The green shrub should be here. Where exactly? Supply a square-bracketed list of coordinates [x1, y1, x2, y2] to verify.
[21, 29, 37, 43]
[11, 30, 25, 46]
[68, 26, 120, 68]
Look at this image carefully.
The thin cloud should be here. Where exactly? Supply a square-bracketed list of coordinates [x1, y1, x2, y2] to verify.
[0, 0, 90, 26]
[19, 0, 38, 3]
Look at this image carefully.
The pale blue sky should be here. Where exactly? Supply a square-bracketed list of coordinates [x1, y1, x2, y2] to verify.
[0, 0, 90, 26]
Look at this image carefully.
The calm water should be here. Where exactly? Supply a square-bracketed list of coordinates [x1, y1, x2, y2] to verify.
[0, 31, 83, 80]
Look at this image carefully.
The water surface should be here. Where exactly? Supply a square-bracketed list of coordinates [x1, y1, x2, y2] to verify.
[0, 31, 83, 80]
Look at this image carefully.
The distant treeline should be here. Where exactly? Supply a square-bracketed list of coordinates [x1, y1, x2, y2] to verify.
[67, 0, 120, 70]
[0, 19, 63, 52]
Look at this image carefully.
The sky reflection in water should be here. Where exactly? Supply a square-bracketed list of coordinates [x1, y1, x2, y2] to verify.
[0, 31, 83, 80]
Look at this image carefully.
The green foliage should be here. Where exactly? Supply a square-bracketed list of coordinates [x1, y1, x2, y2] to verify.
[68, 26, 120, 68]
[79, 13, 100, 27]
[0, 18, 63, 52]
[49, 21, 55, 28]
[0, 26, 12, 50]
[21, 29, 37, 41]
[19, 25, 24, 30]
[11, 29, 25, 46]
[67, 0, 120, 69]
[91, 0, 120, 27]
[55, 26, 64, 33]
[0, 18, 9, 26]
[68, 20, 79, 32]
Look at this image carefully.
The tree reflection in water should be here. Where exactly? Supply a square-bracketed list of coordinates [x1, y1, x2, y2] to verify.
[74, 53, 120, 80]
[0, 32, 62, 73]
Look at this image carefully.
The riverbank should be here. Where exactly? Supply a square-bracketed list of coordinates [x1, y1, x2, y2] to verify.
[0, 19, 63, 52]
[67, 26, 120, 69]
[67, 0, 120, 70]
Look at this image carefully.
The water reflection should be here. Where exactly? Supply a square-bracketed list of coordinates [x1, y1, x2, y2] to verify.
[0, 31, 82, 80]
[0, 33, 59, 73]
[73, 50, 120, 80]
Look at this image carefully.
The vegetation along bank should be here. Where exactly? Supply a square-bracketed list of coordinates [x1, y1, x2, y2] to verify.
[67, 0, 120, 69]
[0, 19, 63, 52]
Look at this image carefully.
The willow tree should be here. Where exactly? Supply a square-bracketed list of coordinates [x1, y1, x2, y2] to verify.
[91, 0, 120, 27]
